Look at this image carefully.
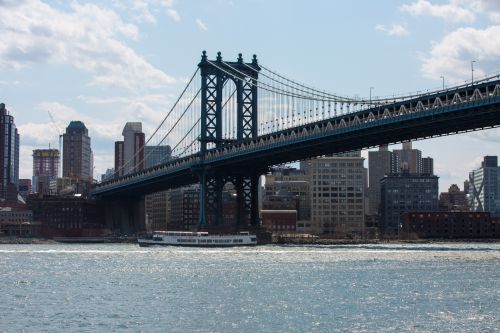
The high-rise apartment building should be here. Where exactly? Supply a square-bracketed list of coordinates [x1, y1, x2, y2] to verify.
[62, 121, 93, 180]
[380, 173, 439, 235]
[115, 122, 144, 176]
[468, 156, 500, 216]
[32, 149, 59, 194]
[367, 145, 400, 215]
[309, 152, 366, 237]
[393, 142, 422, 174]
[0, 103, 19, 202]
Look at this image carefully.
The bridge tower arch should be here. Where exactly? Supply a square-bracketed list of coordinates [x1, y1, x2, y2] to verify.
[198, 51, 261, 228]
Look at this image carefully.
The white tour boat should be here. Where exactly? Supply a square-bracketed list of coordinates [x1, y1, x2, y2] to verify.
[137, 230, 257, 247]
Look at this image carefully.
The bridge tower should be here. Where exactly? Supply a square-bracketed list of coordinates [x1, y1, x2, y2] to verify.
[198, 51, 261, 228]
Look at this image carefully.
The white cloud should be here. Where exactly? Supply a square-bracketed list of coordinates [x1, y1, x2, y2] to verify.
[0, 0, 175, 90]
[420, 25, 500, 82]
[375, 24, 409, 36]
[401, 0, 475, 23]
[196, 19, 208, 31]
[166, 8, 181, 22]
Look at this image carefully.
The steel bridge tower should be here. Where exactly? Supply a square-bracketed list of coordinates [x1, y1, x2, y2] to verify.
[197, 51, 262, 228]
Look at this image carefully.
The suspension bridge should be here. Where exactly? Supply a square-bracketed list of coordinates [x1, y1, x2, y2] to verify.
[93, 51, 500, 232]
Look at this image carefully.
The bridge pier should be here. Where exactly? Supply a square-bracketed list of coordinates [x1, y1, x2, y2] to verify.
[102, 197, 145, 235]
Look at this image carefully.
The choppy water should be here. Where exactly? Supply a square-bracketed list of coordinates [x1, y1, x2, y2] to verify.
[1, 243, 499, 332]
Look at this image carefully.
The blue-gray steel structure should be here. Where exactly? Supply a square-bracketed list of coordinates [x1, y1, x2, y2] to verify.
[94, 52, 500, 230]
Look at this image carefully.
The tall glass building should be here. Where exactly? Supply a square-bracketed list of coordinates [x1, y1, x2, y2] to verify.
[0, 103, 20, 202]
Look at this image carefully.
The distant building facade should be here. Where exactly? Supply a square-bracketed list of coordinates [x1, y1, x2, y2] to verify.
[468, 156, 500, 217]
[62, 121, 93, 180]
[264, 167, 310, 220]
[380, 173, 439, 235]
[401, 211, 500, 239]
[309, 152, 366, 237]
[393, 142, 422, 174]
[18, 179, 32, 198]
[0, 103, 20, 203]
[439, 184, 468, 211]
[32, 149, 59, 195]
[144, 145, 172, 231]
[115, 122, 144, 177]
[421, 157, 434, 175]
[367, 145, 399, 215]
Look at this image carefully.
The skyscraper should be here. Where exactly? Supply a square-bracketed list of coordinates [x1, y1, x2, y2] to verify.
[62, 121, 93, 180]
[367, 145, 399, 215]
[0, 103, 20, 202]
[32, 149, 59, 194]
[115, 122, 144, 176]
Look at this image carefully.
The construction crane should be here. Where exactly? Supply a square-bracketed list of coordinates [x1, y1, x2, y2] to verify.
[47, 110, 63, 177]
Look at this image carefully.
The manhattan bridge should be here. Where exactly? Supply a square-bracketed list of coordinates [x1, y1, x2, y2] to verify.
[93, 51, 500, 232]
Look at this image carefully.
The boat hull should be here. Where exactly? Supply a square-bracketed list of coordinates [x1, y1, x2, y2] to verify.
[137, 232, 258, 247]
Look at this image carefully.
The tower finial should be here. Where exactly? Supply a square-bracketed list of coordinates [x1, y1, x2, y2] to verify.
[237, 53, 243, 63]
[252, 54, 258, 65]
[217, 51, 222, 62]
[201, 50, 207, 62]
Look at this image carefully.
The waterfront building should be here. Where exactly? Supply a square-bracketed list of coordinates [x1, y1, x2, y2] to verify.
[27, 196, 104, 238]
[62, 121, 93, 181]
[115, 122, 144, 177]
[260, 210, 297, 233]
[393, 142, 422, 174]
[309, 152, 366, 237]
[48, 177, 92, 197]
[0, 103, 20, 203]
[468, 156, 500, 216]
[32, 149, 59, 195]
[367, 145, 399, 215]
[0, 207, 36, 237]
[380, 172, 439, 236]
[400, 211, 500, 239]
[169, 185, 199, 230]
[439, 184, 469, 211]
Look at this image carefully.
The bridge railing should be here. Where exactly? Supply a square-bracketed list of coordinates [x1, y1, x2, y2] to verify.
[94, 79, 500, 194]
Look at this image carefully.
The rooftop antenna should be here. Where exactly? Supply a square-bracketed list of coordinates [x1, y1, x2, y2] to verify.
[47, 110, 63, 178]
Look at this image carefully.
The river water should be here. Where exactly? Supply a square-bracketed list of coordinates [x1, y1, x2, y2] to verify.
[0, 243, 499, 332]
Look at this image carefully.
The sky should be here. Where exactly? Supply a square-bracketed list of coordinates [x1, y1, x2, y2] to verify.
[1, 0, 500, 192]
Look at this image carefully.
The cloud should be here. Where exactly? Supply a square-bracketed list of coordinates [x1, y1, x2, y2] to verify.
[420, 25, 500, 82]
[166, 8, 181, 22]
[401, 0, 475, 23]
[196, 19, 208, 31]
[375, 24, 409, 36]
[0, 0, 175, 90]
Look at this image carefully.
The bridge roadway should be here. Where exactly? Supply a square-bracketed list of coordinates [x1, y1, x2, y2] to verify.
[93, 78, 500, 198]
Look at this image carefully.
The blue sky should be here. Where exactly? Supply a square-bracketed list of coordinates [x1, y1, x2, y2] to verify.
[1, 0, 500, 192]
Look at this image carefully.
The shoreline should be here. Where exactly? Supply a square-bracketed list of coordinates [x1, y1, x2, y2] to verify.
[1, 236, 499, 245]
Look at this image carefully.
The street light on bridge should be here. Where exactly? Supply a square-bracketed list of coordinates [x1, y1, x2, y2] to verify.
[471, 60, 476, 85]
[440, 76, 444, 90]
[369, 87, 374, 107]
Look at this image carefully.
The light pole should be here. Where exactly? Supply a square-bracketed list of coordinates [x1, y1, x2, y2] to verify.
[369, 87, 374, 107]
[471, 60, 476, 85]
[440, 76, 444, 90]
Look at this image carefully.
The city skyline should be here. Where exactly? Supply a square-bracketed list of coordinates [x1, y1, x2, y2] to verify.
[1, 0, 500, 191]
